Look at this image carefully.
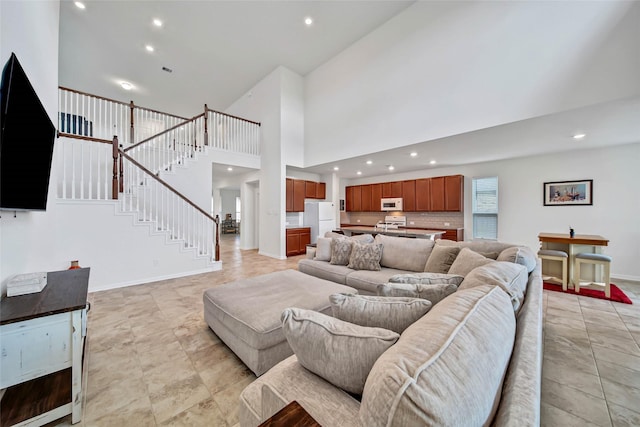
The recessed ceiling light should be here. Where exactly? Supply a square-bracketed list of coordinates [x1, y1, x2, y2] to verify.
[227, 167, 233, 172]
[333, 166, 339, 171]
[388, 165, 395, 171]
[573, 133, 586, 140]
[366, 160, 373, 165]
[356, 171, 362, 175]
[304, 17, 313, 26]
[120, 81, 133, 91]
[429, 160, 437, 165]
[153, 18, 163, 27]
[410, 152, 418, 157]
[74, 1, 85, 9]
[145, 45, 154, 52]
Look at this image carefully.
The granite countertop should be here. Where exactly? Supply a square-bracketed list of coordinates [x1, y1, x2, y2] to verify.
[339, 225, 445, 238]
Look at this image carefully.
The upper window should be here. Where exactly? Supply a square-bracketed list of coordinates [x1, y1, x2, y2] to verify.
[472, 176, 498, 240]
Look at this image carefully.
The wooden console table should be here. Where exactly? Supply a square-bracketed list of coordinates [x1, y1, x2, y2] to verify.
[0, 268, 90, 426]
[538, 233, 609, 287]
[259, 400, 321, 427]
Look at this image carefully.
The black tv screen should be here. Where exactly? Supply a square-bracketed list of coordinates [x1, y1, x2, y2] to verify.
[1, 52, 56, 211]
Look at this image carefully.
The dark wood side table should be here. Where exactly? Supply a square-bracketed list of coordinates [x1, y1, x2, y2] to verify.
[259, 400, 321, 427]
[0, 268, 90, 426]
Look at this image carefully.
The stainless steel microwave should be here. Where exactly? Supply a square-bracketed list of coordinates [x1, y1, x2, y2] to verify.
[381, 198, 403, 211]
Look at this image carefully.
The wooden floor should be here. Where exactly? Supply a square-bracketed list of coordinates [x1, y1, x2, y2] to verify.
[36, 234, 639, 426]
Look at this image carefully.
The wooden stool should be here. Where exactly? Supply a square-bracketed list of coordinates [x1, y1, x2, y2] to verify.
[575, 253, 612, 298]
[538, 249, 568, 291]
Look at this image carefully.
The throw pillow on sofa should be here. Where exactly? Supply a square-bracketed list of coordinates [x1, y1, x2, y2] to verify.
[378, 282, 459, 305]
[423, 245, 460, 274]
[374, 234, 435, 272]
[448, 247, 496, 276]
[347, 242, 383, 271]
[388, 272, 464, 286]
[281, 308, 399, 395]
[314, 237, 332, 261]
[458, 261, 529, 313]
[330, 238, 353, 265]
[329, 293, 432, 334]
[496, 246, 537, 273]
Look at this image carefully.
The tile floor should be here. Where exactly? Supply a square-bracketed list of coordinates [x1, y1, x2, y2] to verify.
[46, 234, 639, 426]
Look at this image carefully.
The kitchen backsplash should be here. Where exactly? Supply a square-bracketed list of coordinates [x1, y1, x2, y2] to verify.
[341, 211, 463, 229]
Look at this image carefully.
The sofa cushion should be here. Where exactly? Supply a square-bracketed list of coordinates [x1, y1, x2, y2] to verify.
[360, 285, 516, 426]
[388, 272, 464, 286]
[345, 267, 409, 295]
[423, 245, 460, 273]
[329, 293, 432, 334]
[330, 238, 353, 265]
[298, 259, 352, 285]
[281, 308, 399, 395]
[374, 234, 435, 272]
[347, 242, 383, 271]
[377, 282, 458, 305]
[458, 261, 529, 313]
[314, 237, 332, 261]
[497, 246, 537, 273]
[351, 234, 375, 244]
[448, 247, 496, 276]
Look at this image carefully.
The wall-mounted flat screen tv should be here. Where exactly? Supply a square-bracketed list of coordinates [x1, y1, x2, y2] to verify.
[1, 52, 56, 211]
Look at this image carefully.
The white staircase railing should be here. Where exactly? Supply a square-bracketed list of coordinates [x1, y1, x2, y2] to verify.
[123, 114, 205, 175]
[56, 137, 114, 200]
[119, 147, 219, 261]
[207, 108, 261, 155]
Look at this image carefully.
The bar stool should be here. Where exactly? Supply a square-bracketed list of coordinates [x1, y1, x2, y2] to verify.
[538, 249, 568, 291]
[574, 253, 612, 298]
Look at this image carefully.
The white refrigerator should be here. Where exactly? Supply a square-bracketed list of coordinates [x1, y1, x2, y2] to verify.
[304, 201, 337, 244]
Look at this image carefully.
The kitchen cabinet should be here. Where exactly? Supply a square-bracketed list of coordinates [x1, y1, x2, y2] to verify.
[371, 183, 382, 212]
[286, 227, 311, 256]
[402, 180, 416, 212]
[316, 182, 326, 199]
[345, 186, 354, 212]
[382, 181, 402, 198]
[433, 228, 464, 241]
[444, 175, 463, 212]
[430, 177, 445, 211]
[305, 181, 317, 199]
[286, 178, 294, 212]
[352, 186, 362, 212]
[293, 179, 306, 212]
[360, 185, 372, 212]
[415, 178, 431, 211]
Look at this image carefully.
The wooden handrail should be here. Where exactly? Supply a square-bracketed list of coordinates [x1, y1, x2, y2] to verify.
[58, 132, 113, 144]
[207, 107, 261, 126]
[119, 149, 216, 222]
[59, 86, 189, 120]
[123, 113, 205, 152]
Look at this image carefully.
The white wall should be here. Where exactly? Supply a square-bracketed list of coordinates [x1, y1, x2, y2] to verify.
[304, 1, 640, 166]
[345, 143, 640, 280]
[220, 189, 240, 220]
[281, 69, 305, 168]
[0, 0, 61, 296]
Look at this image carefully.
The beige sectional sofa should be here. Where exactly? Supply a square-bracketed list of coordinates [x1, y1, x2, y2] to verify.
[240, 235, 543, 426]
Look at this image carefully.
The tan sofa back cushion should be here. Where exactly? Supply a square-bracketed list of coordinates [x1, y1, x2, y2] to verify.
[458, 261, 529, 313]
[374, 234, 434, 272]
[360, 285, 516, 426]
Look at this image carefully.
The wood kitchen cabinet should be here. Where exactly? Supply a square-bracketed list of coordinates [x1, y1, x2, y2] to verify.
[402, 180, 416, 212]
[382, 181, 402, 198]
[305, 181, 317, 198]
[360, 185, 372, 212]
[286, 227, 311, 256]
[316, 182, 326, 199]
[444, 175, 463, 212]
[352, 185, 362, 212]
[415, 178, 431, 211]
[371, 183, 382, 212]
[430, 177, 445, 211]
[345, 186, 354, 212]
[293, 179, 306, 212]
[286, 178, 294, 212]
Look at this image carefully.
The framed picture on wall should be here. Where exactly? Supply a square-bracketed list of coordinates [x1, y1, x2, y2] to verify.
[543, 179, 593, 206]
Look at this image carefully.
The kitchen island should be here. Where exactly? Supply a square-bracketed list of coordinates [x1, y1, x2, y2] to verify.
[339, 225, 445, 240]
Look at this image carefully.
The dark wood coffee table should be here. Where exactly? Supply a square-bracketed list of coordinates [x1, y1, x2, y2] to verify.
[259, 400, 321, 427]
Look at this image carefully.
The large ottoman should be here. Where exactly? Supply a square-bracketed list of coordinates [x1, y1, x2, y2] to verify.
[203, 269, 357, 376]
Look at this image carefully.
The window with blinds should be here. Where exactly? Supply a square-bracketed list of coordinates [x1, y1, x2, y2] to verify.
[472, 177, 498, 240]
